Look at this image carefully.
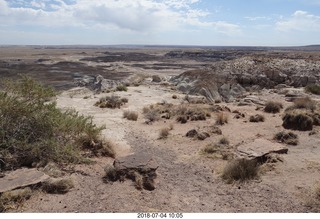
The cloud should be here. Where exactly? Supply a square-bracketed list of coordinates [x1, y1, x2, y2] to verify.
[0, 0, 240, 35]
[245, 16, 271, 21]
[276, 10, 320, 32]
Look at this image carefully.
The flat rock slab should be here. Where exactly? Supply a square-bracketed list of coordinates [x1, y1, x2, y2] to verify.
[114, 153, 158, 170]
[0, 168, 50, 193]
[108, 153, 158, 191]
[237, 138, 288, 159]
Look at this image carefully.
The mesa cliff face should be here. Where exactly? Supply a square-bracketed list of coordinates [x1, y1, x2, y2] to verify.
[170, 57, 320, 102]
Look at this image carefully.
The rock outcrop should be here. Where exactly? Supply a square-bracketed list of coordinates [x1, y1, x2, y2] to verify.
[170, 57, 320, 102]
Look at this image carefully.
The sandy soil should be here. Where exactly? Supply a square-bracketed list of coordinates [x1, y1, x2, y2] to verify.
[19, 83, 320, 213]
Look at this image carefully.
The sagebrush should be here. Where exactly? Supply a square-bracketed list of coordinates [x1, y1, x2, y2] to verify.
[0, 76, 112, 170]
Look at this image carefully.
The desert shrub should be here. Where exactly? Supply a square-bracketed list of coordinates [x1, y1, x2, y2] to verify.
[123, 110, 138, 121]
[0, 188, 32, 212]
[172, 94, 178, 99]
[144, 109, 160, 123]
[222, 159, 259, 183]
[305, 84, 320, 95]
[249, 114, 265, 123]
[215, 112, 228, 125]
[292, 97, 316, 111]
[211, 126, 222, 135]
[176, 115, 188, 124]
[116, 84, 128, 92]
[159, 128, 170, 139]
[264, 101, 283, 113]
[0, 76, 108, 170]
[219, 137, 230, 145]
[203, 144, 220, 154]
[274, 131, 298, 145]
[282, 111, 314, 131]
[42, 178, 74, 194]
[95, 95, 125, 109]
[121, 97, 128, 103]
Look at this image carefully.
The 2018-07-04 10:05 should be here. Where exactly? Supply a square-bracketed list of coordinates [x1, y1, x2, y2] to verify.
[137, 213, 183, 218]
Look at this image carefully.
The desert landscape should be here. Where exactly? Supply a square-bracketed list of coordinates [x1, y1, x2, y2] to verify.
[0, 45, 320, 213]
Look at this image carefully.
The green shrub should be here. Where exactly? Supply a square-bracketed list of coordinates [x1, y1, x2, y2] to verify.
[305, 84, 320, 95]
[0, 76, 109, 170]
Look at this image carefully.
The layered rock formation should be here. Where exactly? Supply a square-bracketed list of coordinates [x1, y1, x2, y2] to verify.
[170, 57, 320, 102]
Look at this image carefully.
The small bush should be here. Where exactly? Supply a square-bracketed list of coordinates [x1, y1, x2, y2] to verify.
[0, 188, 32, 212]
[249, 114, 265, 123]
[203, 144, 220, 154]
[264, 101, 283, 113]
[144, 109, 160, 123]
[0, 76, 107, 169]
[215, 112, 228, 125]
[95, 95, 125, 109]
[292, 97, 316, 111]
[282, 111, 314, 131]
[305, 84, 320, 95]
[116, 84, 128, 92]
[222, 159, 259, 183]
[219, 137, 230, 145]
[42, 178, 74, 194]
[176, 115, 188, 124]
[121, 97, 128, 103]
[274, 131, 298, 145]
[172, 94, 178, 99]
[159, 128, 170, 139]
[123, 110, 138, 121]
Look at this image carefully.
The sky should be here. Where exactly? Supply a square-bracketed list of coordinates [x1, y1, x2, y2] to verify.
[0, 0, 320, 46]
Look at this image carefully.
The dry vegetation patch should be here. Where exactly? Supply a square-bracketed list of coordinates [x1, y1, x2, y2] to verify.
[264, 101, 283, 113]
[42, 178, 74, 194]
[0, 188, 32, 212]
[123, 110, 139, 121]
[222, 159, 259, 183]
[215, 112, 228, 125]
[274, 131, 299, 145]
[249, 114, 265, 123]
[95, 95, 127, 109]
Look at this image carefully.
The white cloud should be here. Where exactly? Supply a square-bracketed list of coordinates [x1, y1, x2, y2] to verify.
[245, 16, 271, 21]
[276, 10, 320, 32]
[0, 0, 240, 35]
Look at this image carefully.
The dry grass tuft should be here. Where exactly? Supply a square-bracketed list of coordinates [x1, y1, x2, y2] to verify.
[159, 128, 170, 139]
[222, 159, 259, 183]
[144, 109, 160, 123]
[123, 110, 139, 121]
[42, 178, 74, 194]
[0, 188, 32, 212]
[274, 131, 298, 145]
[264, 101, 283, 113]
[215, 112, 228, 125]
[249, 114, 265, 123]
[292, 97, 317, 111]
